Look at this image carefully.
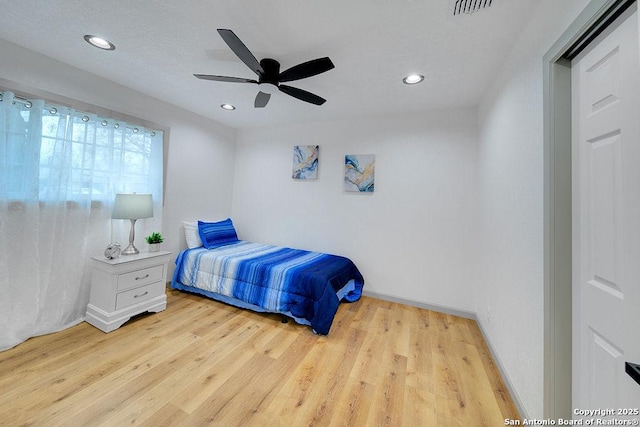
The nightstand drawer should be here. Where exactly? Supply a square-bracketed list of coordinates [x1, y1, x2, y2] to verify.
[115, 281, 164, 310]
[117, 265, 164, 291]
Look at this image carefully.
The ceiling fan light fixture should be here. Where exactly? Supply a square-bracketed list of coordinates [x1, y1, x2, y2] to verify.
[220, 104, 236, 110]
[84, 35, 115, 51]
[403, 73, 424, 85]
[258, 82, 278, 95]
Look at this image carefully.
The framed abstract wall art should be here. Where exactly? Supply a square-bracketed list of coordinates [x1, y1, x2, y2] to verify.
[292, 145, 319, 180]
[344, 154, 375, 193]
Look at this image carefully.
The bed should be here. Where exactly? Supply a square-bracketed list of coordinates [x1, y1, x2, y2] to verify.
[170, 219, 364, 335]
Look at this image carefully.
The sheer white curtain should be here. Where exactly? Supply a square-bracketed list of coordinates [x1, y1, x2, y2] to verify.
[0, 91, 163, 351]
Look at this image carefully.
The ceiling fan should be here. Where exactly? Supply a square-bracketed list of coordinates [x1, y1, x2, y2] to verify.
[194, 29, 335, 108]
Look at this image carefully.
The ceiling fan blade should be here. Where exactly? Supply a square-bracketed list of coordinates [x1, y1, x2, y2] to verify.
[254, 91, 271, 108]
[279, 85, 326, 105]
[278, 57, 335, 82]
[194, 74, 258, 83]
[217, 29, 264, 76]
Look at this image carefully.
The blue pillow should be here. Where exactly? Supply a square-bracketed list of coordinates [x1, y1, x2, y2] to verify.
[198, 218, 239, 249]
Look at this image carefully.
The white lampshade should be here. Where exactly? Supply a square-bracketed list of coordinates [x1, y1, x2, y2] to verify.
[112, 193, 153, 255]
[112, 193, 153, 220]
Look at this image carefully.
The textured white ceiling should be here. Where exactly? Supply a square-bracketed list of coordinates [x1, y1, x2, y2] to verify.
[0, 0, 539, 129]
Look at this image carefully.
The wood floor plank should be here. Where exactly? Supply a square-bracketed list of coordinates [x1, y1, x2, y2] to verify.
[261, 338, 339, 421]
[432, 327, 469, 425]
[384, 303, 412, 357]
[347, 309, 386, 386]
[239, 332, 320, 427]
[139, 402, 190, 427]
[0, 288, 522, 426]
[406, 313, 435, 393]
[403, 385, 437, 427]
[327, 377, 375, 427]
[258, 326, 304, 360]
[366, 349, 408, 426]
[288, 328, 365, 427]
[349, 296, 377, 331]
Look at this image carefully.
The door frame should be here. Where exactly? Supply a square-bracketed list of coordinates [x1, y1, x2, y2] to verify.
[543, 0, 635, 419]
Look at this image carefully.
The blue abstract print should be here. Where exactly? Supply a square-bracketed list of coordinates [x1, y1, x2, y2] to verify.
[292, 145, 319, 180]
[344, 154, 375, 192]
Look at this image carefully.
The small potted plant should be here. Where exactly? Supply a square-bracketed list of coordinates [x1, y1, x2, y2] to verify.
[145, 232, 164, 252]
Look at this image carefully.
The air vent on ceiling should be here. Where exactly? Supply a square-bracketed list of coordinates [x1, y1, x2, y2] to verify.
[450, 0, 495, 16]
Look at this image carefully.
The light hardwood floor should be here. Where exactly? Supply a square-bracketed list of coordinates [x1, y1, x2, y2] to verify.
[0, 289, 520, 426]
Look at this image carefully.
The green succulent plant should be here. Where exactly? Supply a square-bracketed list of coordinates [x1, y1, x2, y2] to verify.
[145, 232, 164, 244]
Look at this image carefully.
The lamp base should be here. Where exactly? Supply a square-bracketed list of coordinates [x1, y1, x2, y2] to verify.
[121, 218, 140, 255]
[121, 243, 140, 255]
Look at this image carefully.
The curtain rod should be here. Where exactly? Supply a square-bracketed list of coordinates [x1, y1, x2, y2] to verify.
[0, 90, 159, 136]
[0, 92, 33, 107]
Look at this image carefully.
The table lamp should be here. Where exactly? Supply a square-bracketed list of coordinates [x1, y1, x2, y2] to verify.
[112, 193, 153, 255]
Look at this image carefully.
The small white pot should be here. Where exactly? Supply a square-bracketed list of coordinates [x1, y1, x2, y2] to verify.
[148, 243, 160, 252]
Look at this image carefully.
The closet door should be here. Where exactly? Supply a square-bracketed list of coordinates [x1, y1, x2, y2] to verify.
[571, 5, 640, 411]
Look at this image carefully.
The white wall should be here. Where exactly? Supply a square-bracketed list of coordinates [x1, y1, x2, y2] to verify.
[232, 109, 480, 312]
[476, 0, 591, 418]
[0, 38, 238, 272]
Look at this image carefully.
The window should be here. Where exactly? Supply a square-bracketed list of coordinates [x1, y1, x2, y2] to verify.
[1, 91, 163, 203]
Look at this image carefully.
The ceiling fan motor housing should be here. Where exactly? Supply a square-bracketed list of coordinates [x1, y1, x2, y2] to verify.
[259, 58, 281, 85]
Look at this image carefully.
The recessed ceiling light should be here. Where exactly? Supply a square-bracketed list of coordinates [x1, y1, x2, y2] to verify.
[403, 74, 424, 85]
[84, 35, 115, 51]
[220, 104, 236, 110]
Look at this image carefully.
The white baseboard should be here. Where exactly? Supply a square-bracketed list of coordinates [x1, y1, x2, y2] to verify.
[361, 290, 529, 419]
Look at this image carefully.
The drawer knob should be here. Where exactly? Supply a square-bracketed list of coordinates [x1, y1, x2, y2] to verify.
[134, 291, 149, 298]
[135, 274, 150, 281]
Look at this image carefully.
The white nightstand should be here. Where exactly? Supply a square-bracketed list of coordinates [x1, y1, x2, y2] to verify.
[86, 250, 171, 332]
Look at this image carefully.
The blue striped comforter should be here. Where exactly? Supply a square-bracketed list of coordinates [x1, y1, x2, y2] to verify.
[170, 241, 364, 334]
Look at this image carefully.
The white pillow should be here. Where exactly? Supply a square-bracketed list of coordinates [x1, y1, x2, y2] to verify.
[183, 221, 203, 249]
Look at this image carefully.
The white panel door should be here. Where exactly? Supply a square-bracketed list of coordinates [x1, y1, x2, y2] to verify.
[572, 6, 640, 413]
